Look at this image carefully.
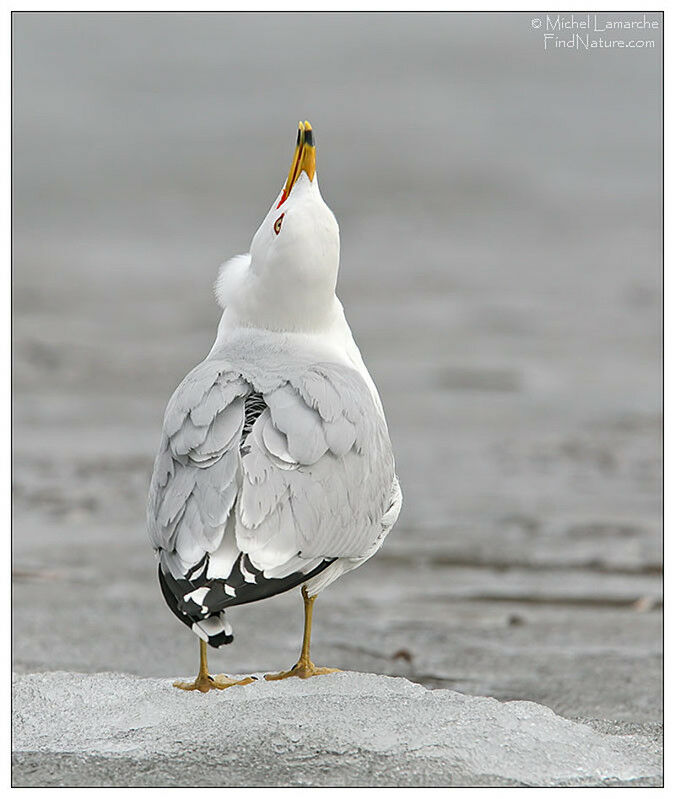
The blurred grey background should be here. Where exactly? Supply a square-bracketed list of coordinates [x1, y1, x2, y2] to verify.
[13, 12, 662, 725]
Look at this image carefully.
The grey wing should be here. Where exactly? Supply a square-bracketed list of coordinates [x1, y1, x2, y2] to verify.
[147, 359, 250, 577]
[147, 359, 398, 630]
[237, 363, 397, 570]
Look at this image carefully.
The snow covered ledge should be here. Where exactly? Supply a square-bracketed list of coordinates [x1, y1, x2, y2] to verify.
[12, 671, 661, 787]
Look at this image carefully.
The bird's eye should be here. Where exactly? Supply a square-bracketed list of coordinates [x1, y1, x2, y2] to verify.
[273, 213, 284, 235]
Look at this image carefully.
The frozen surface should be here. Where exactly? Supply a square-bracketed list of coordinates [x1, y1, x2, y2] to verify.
[12, 671, 662, 787]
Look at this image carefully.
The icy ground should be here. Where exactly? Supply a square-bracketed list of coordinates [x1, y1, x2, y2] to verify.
[12, 671, 661, 787]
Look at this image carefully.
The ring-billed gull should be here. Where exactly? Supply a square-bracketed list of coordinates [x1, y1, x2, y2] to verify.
[147, 121, 402, 691]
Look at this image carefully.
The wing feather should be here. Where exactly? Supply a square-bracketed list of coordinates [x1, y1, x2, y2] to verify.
[237, 364, 395, 563]
[147, 357, 398, 625]
[265, 385, 329, 464]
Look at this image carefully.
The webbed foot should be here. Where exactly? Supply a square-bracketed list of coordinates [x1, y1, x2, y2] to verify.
[173, 673, 256, 692]
[264, 659, 340, 681]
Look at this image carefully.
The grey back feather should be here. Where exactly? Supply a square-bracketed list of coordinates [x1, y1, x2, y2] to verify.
[147, 353, 396, 582]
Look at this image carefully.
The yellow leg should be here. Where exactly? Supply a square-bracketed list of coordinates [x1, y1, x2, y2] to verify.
[265, 586, 340, 681]
[174, 639, 255, 693]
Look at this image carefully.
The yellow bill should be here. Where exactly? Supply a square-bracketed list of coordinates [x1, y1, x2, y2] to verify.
[277, 120, 316, 207]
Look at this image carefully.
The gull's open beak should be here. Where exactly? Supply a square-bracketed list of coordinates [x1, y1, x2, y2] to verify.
[277, 120, 316, 208]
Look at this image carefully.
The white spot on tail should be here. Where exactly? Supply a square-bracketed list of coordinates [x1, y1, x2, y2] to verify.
[185, 587, 209, 605]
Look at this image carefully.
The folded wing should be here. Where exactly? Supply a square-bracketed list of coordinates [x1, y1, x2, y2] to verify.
[147, 358, 396, 634]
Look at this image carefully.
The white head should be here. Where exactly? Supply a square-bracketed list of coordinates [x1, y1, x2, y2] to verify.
[216, 121, 341, 332]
